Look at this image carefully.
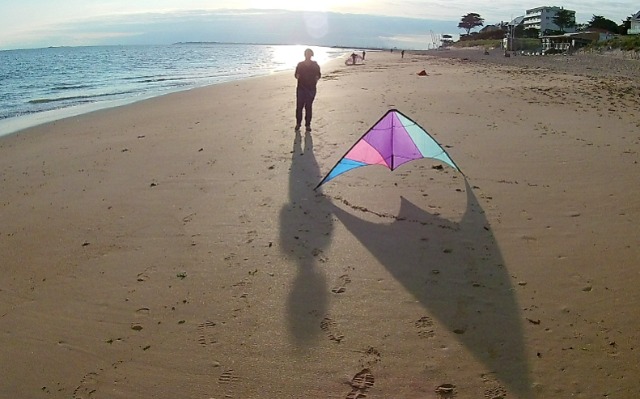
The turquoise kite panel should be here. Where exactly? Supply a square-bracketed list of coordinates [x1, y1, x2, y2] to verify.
[396, 112, 458, 171]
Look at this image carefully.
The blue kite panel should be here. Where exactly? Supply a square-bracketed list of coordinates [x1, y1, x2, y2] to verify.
[325, 159, 367, 183]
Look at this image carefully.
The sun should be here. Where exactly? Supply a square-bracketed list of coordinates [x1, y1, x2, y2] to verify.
[271, 45, 334, 71]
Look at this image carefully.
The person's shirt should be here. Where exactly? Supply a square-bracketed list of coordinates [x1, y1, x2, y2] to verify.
[295, 60, 321, 91]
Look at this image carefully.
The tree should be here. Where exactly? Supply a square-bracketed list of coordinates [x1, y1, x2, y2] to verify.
[575, 23, 588, 32]
[524, 27, 540, 38]
[458, 13, 484, 35]
[514, 24, 525, 38]
[588, 15, 619, 33]
[552, 9, 575, 33]
[619, 16, 632, 35]
[441, 34, 454, 47]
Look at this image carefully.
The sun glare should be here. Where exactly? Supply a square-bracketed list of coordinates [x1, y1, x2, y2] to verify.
[271, 45, 334, 71]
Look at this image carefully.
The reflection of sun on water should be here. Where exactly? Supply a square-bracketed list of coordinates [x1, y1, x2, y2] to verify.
[270, 45, 333, 71]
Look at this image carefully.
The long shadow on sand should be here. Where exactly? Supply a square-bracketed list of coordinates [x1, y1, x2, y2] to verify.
[279, 130, 530, 396]
[279, 130, 334, 345]
[328, 180, 531, 397]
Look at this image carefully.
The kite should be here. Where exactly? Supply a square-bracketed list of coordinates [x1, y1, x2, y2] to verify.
[315, 109, 462, 189]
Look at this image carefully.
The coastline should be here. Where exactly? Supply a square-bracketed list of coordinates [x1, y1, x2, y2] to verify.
[1, 50, 639, 398]
[0, 44, 351, 138]
[0, 91, 166, 139]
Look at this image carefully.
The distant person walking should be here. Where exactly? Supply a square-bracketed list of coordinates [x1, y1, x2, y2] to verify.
[362, 50, 366, 60]
[401, 50, 405, 58]
[294, 48, 321, 132]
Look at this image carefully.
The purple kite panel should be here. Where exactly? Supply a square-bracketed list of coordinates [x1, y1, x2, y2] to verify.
[362, 112, 394, 163]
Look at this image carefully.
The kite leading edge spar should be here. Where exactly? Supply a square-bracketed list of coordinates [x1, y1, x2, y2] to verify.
[315, 109, 462, 189]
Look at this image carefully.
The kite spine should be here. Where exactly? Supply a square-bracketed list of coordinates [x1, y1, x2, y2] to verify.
[314, 109, 397, 190]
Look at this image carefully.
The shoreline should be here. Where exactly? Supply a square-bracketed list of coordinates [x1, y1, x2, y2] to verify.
[0, 45, 352, 139]
[1, 50, 638, 398]
[0, 91, 166, 139]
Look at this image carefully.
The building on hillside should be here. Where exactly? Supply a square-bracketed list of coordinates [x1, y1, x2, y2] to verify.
[540, 31, 613, 53]
[523, 6, 576, 37]
[629, 11, 640, 35]
[509, 16, 525, 27]
[480, 24, 504, 34]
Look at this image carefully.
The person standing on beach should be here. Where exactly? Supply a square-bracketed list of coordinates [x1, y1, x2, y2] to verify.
[294, 48, 321, 132]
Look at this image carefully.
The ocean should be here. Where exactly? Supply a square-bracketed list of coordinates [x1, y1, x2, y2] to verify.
[0, 43, 346, 137]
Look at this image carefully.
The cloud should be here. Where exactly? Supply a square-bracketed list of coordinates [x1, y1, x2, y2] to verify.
[1, 9, 460, 50]
[4, 2, 636, 50]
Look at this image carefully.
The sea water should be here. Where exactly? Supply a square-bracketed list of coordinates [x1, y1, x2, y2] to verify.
[0, 43, 346, 137]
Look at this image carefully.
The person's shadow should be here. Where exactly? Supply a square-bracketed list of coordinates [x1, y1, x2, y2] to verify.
[279, 130, 531, 396]
[279, 130, 334, 345]
[328, 179, 532, 397]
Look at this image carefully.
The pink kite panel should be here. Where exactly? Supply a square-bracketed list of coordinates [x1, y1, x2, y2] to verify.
[345, 138, 389, 167]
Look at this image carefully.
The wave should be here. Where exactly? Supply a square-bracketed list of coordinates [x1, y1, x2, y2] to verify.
[51, 84, 94, 91]
[2, 44, 346, 136]
[139, 77, 171, 83]
[137, 75, 198, 84]
[28, 90, 134, 104]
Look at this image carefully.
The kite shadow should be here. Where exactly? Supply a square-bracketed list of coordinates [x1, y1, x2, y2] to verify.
[279, 130, 334, 346]
[328, 180, 532, 397]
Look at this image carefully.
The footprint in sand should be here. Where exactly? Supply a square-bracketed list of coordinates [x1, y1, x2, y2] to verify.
[484, 385, 508, 399]
[481, 373, 508, 399]
[331, 274, 352, 294]
[358, 347, 381, 369]
[435, 383, 456, 398]
[346, 368, 375, 399]
[415, 316, 436, 338]
[245, 230, 258, 244]
[320, 317, 344, 343]
[197, 320, 217, 346]
[218, 368, 240, 398]
[73, 371, 100, 399]
[182, 212, 196, 224]
[218, 368, 239, 384]
[136, 266, 156, 282]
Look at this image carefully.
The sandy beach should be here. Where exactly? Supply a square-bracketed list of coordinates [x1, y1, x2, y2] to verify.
[1, 49, 639, 398]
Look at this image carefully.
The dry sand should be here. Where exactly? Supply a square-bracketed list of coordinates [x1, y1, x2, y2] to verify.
[1, 50, 639, 398]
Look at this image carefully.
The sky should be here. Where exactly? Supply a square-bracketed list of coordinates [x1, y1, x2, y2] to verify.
[1, 1, 638, 50]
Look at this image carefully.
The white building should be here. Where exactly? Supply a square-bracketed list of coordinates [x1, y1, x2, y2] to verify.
[540, 32, 597, 53]
[523, 6, 576, 36]
[630, 10, 640, 35]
